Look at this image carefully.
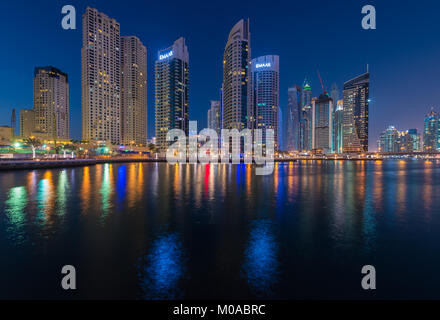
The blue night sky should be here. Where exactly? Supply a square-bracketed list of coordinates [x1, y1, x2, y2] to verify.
[0, 0, 439, 150]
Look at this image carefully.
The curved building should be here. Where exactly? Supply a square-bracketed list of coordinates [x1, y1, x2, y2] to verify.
[222, 19, 250, 131]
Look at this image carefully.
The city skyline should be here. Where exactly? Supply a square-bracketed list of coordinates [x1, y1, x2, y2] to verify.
[1, 0, 440, 150]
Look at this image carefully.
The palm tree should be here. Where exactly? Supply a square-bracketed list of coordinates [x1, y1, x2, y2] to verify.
[148, 143, 158, 155]
[24, 137, 41, 159]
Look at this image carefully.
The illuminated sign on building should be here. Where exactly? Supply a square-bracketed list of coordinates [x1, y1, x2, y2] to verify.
[159, 51, 173, 60]
[256, 63, 271, 68]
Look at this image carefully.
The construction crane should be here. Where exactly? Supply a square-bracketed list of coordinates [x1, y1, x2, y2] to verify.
[317, 70, 327, 95]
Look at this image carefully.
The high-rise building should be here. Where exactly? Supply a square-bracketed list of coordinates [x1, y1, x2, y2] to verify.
[408, 128, 421, 152]
[207, 100, 221, 135]
[249, 55, 279, 150]
[299, 78, 312, 151]
[377, 126, 420, 153]
[334, 100, 344, 153]
[330, 83, 340, 152]
[155, 37, 189, 152]
[287, 85, 301, 151]
[342, 70, 369, 153]
[423, 109, 439, 151]
[121, 36, 147, 146]
[378, 126, 399, 152]
[82, 7, 121, 144]
[222, 19, 250, 132]
[20, 109, 35, 138]
[33, 66, 69, 139]
[312, 93, 333, 153]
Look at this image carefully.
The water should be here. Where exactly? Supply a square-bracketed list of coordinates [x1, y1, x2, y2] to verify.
[1, 160, 440, 299]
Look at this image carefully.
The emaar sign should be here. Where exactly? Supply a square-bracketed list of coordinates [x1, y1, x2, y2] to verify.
[159, 51, 173, 60]
[256, 63, 271, 68]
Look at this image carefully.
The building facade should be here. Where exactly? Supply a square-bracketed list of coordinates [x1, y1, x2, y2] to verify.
[20, 109, 35, 138]
[249, 55, 279, 150]
[33, 66, 69, 140]
[342, 71, 370, 153]
[312, 94, 333, 153]
[207, 100, 221, 135]
[299, 78, 312, 151]
[286, 85, 301, 151]
[222, 19, 250, 132]
[155, 37, 189, 152]
[121, 36, 147, 146]
[334, 99, 344, 153]
[423, 109, 439, 151]
[82, 7, 121, 144]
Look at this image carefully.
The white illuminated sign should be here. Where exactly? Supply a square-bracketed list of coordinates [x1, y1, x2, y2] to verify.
[159, 51, 173, 60]
[256, 63, 271, 68]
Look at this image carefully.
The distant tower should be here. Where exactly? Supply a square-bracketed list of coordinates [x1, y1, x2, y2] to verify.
[299, 78, 312, 151]
[34, 66, 69, 140]
[287, 85, 302, 151]
[423, 108, 440, 151]
[312, 93, 333, 153]
[11, 109, 16, 139]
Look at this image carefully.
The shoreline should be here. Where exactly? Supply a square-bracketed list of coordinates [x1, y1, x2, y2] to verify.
[0, 157, 430, 171]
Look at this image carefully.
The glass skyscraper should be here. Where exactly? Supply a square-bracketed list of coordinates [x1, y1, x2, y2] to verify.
[249, 55, 280, 150]
[299, 78, 312, 151]
[287, 85, 301, 152]
[334, 99, 344, 153]
[155, 37, 189, 152]
[423, 109, 439, 151]
[342, 71, 370, 153]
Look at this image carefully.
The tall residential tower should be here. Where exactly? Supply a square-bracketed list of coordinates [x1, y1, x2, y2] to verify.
[155, 37, 189, 152]
[222, 19, 250, 131]
[121, 36, 147, 146]
[33, 66, 69, 139]
[82, 7, 121, 144]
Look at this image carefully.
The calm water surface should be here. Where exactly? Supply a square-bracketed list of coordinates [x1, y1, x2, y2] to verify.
[1, 160, 440, 299]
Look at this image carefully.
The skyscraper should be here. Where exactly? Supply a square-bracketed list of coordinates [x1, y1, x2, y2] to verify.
[33, 66, 69, 139]
[342, 70, 370, 153]
[408, 129, 421, 152]
[155, 37, 189, 152]
[334, 100, 344, 153]
[20, 109, 35, 138]
[121, 36, 147, 146]
[330, 83, 340, 152]
[299, 78, 312, 151]
[312, 93, 333, 153]
[287, 85, 301, 151]
[207, 100, 221, 135]
[222, 19, 250, 131]
[82, 7, 121, 144]
[249, 55, 279, 150]
[423, 109, 439, 151]
[378, 126, 399, 152]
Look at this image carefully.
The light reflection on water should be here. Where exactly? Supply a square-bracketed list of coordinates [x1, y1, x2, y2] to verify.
[1, 160, 440, 299]
[136, 233, 186, 300]
[242, 219, 279, 297]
